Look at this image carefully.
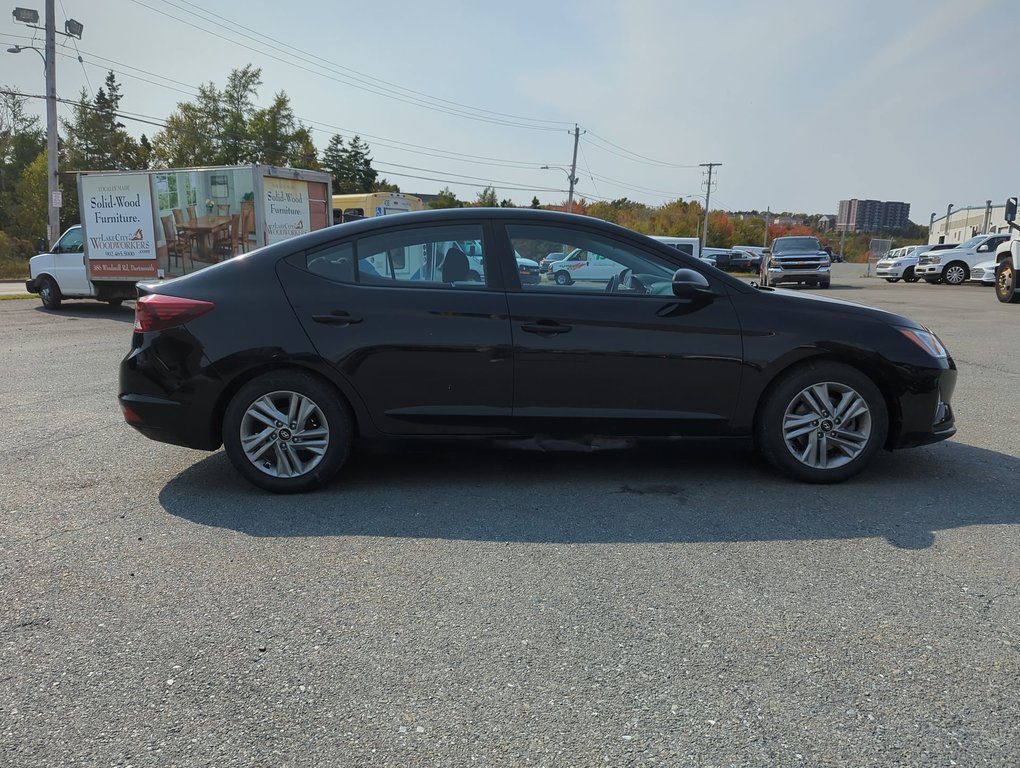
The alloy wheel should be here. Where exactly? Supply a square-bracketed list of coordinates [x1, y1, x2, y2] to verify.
[239, 390, 330, 478]
[782, 381, 872, 469]
[943, 264, 967, 285]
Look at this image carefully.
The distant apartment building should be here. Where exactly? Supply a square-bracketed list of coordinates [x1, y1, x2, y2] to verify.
[837, 199, 911, 232]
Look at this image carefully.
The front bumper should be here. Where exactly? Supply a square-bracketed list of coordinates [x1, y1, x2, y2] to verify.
[875, 262, 910, 278]
[889, 365, 958, 449]
[25, 278, 38, 294]
[767, 266, 831, 283]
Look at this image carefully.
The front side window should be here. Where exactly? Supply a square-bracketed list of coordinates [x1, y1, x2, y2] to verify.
[506, 224, 679, 294]
[57, 228, 84, 253]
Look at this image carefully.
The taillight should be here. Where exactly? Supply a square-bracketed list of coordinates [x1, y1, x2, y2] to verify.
[134, 294, 215, 332]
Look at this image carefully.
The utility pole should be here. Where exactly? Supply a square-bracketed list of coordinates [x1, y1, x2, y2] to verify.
[10, 3, 83, 245]
[567, 124, 580, 213]
[700, 163, 721, 248]
[763, 207, 770, 248]
[44, 0, 58, 246]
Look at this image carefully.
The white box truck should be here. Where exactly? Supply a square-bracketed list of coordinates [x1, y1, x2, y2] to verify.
[25, 164, 332, 309]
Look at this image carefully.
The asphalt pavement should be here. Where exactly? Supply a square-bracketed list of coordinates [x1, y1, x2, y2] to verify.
[1, 266, 1018, 767]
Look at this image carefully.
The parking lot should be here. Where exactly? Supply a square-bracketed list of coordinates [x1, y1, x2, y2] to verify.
[2, 263, 1018, 766]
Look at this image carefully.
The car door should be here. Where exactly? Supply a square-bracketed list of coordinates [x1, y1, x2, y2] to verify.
[277, 221, 514, 436]
[499, 222, 744, 435]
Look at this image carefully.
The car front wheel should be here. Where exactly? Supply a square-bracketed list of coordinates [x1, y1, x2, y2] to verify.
[39, 276, 62, 310]
[755, 361, 888, 483]
[997, 258, 1020, 303]
[942, 262, 968, 285]
[554, 271, 572, 286]
[904, 267, 918, 282]
[222, 371, 352, 493]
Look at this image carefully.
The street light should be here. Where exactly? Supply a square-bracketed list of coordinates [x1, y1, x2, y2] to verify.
[541, 165, 578, 213]
[9, 2, 82, 245]
[945, 203, 954, 241]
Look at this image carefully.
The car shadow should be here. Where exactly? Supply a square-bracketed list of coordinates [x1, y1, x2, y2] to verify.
[34, 302, 134, 323]
[158, 440, 1020, 549]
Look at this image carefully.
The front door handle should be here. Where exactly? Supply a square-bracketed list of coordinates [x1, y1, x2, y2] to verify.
[312, 311, 362, 326]
[521, 322, 571, 335]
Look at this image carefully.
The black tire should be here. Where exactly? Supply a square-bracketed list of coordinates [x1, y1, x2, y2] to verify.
[904, 267, 918, 283]
[755, 361, 888, 484]
[942, 262, 968, 285]
[819, 280, 831, 289]
[39, 276, 62, 310]
[106, 298, 124, 307]
[554, 270, 572, 286]
[222, 371, 352, 493]
[996, 258, 1020, 303]
[885, 278, 900, 283]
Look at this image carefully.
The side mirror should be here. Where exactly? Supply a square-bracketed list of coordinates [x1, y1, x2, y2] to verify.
[977, 244, 989, 252]
[672, 268, 714, 298]
[1006, 197, 1017, 223]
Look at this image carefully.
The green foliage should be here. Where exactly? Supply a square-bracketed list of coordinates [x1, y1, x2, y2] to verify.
[475, 186, 498, 207]
[151, 65, 315, 169]
[373, 178, 400, 193]
[8, 151, 47, 241]
[0, 229, 35, 279]
[0, 90, 45, 232]
[428, 187, 462, 209]
[323, 134, 377, 193]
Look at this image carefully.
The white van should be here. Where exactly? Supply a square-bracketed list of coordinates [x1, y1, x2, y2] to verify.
[545, 248, 625, 285]
[649, 235, 701, 259]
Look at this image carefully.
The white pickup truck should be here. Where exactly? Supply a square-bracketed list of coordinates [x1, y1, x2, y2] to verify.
[914, 232, 1010, 285]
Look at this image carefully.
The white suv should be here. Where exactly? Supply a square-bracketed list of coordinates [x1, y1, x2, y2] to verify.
[914, 233, 1011, 285]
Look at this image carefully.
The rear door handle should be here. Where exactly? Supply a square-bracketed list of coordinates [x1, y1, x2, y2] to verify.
[521, 322, 571, 335]
[312, 312, 362, 326]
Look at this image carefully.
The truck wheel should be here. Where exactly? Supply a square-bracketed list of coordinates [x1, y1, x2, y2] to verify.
[755, 361, 888, 484]
[39, 276, 62, 310]
[942, 262, 968, 285]
[904, 267, 919, 282]
[996, 259, 1020, 303]
[554, 271, 572, 286]
[222, 371, 353, 493]
[819, 280, 831, 289]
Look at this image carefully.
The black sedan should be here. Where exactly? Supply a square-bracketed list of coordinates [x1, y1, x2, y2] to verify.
[120, 208, 957, 493]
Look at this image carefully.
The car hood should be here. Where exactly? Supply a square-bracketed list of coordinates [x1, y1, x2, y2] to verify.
[763, 286, 925, 329]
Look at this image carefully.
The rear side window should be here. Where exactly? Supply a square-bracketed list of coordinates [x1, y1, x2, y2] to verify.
[355, 224, 488, 287]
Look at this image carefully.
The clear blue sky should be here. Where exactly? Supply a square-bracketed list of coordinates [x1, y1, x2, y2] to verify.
[3, 0, 1015, 223]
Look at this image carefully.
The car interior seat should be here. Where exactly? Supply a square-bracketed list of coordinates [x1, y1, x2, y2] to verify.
[442, 247, 469, 282]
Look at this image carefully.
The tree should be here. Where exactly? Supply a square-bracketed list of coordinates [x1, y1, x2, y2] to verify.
[530, 196, 540, 209]
[373, 178, 400, 193]
[61, 72, 141, 172]
[8, 150, 47, 241]
[323, 134, 378, 193]
[428, 186, 462, 209]
[475, 186, 498, 207]
[248, 91, 316, 166]
[0, 89, 45, 232]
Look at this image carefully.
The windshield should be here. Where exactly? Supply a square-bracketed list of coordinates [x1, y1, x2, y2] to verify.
[772, 237, 820, 254]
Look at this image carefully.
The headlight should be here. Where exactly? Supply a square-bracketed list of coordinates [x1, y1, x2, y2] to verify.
[897, 326, 948, 359]
[930, 256, 942, 265]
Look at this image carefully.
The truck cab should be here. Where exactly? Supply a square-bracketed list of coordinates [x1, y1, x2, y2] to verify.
[25, 225, 115, 309]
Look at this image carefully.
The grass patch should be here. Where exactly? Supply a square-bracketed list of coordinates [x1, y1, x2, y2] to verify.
[0, 293, 35, 300]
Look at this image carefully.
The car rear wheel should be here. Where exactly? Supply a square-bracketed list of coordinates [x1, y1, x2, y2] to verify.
[942, 262, 968, 285]
[223, 371, 352, 493]
[755, 361, 888, 483]
[39, 276, 62, 310]
[997, 258, 1020, 303]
